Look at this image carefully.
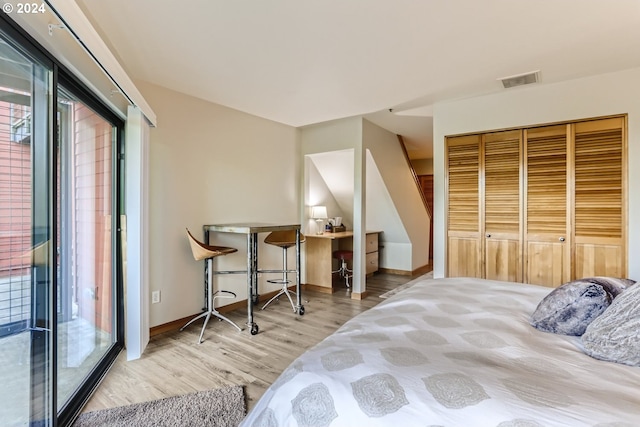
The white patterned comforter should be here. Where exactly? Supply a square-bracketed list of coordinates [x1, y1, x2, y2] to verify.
[240, 277, 640, 427]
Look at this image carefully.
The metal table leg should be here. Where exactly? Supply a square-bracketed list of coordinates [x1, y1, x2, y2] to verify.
[247, 233, 259, 335]
[295, 229, 304, 315]
[203, 228, 210, 310]
[251, 232, 259, 304]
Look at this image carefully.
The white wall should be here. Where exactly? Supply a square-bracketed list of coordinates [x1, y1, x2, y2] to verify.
[300, 117, 368, 292]
[433, 67, 640, 281]
[301, 117, 430, 276]
[138, 81, 300, 327]
[307, 150, 354, 232]
[363, 120, 430, 271]
[124, 106, 150, 359]
[301, 118, 361, 236]
[365, 151, 411, 271]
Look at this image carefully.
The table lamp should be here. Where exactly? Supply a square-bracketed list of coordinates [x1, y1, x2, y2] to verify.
[311, 205, 328, 235]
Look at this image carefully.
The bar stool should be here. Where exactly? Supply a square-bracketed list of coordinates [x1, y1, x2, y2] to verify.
[332, 249, 353, 290]
[181, 228, 242, 343]
[261, 230, 305, 312]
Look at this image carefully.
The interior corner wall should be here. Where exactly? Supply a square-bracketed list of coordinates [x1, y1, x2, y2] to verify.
[304, 158, 344, 234]
[432, 67, 640, 281]
[300, 118, 361, 236]
[300, 117, 367, 292]
[301, 117, 362, 155]
[363, 120, 430, 271]
[137, 81, 300, 328]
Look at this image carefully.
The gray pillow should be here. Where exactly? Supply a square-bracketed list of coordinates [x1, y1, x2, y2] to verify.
[582, 283, 640, 366]
[529, 277, 634, 336]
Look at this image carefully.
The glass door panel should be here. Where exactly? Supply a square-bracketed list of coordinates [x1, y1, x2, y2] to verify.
[56, 88, 116, 410]
[0, 36, 53, 426]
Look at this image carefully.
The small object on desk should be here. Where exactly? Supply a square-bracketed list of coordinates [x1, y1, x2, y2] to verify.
[311, 206, 328, 235]
[330, 225, 346, 233]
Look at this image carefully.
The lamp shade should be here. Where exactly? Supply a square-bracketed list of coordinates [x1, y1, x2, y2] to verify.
[311, 205, 328, 219]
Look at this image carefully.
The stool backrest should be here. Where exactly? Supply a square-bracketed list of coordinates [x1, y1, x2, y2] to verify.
[186, 228, 238, 261]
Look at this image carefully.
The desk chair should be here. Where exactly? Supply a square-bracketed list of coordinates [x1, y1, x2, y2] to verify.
[332, 250, 353, 290]
[181, 228, 242, 343]
[261, 230, 305, 312]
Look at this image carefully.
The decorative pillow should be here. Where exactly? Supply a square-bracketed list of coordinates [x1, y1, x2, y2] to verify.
[582, 283, 640, 366]
[529, 277, 635, 336]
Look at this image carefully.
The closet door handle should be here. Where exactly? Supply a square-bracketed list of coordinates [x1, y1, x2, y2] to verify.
[486, 234, 491, 238]
[559, 237, 565, 242]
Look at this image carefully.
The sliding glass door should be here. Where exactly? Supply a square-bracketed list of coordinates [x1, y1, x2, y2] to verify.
[0, 20, 124, 427]
[0, 31, 52, 426]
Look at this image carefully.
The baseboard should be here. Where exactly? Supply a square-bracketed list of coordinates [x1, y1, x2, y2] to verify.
[302, 283, 335, 294]
[378, 268, 411, 275]
[379, 263, 432, 276]
[150, 315, 197, 337]
[350, 291, 369, 300]
[412, 263, 433, 275]
[150, 286, 298, 337]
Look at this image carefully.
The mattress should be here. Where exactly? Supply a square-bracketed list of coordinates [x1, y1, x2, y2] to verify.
[240, 277, 640, 426]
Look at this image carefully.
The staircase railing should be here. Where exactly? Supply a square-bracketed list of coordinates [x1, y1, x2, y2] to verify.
[397, 135, 430, 215]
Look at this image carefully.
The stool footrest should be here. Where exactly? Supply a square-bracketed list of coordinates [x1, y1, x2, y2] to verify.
[267, 279, 291, 285]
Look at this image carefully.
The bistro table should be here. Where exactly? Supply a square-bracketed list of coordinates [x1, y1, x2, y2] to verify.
[203, 222, 302, 335]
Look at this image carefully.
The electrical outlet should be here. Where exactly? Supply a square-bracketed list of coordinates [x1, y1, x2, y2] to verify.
[151, 290, 161, 304]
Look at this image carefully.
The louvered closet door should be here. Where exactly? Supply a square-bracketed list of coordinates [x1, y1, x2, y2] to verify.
[447, 135, 481, 277]
[484, 130, 522, 282]
[573, 117, 625, 278]
[525, 125, 570, 287]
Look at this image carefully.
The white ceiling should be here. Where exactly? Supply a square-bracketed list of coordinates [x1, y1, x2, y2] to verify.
[76, 0, 640, 159]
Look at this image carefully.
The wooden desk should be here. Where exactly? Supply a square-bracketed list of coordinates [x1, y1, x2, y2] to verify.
[305, 231, 380, 292]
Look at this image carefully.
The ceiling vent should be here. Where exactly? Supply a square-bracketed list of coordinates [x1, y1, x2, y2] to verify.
[498, 70, 540, 89]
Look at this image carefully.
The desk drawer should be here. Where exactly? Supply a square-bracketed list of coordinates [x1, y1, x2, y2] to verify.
[366, 251, 379, 275]
[366, 233, 378, 253]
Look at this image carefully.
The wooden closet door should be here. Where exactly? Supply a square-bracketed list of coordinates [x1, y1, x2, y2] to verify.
[524, 125, 570, 287]
[446, 135, 481, 277]
[573, 117, 626, 278]
[483, 130, 522, 282]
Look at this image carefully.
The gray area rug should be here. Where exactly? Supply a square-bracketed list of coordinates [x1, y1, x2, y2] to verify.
[73, 386, 246, 427]
[380, 271, 433, 299]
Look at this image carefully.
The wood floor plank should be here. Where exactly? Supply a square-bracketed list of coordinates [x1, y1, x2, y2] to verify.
[82, 272, 427, 414]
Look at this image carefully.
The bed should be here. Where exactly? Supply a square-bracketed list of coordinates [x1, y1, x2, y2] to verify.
[240, 277, 640, 427]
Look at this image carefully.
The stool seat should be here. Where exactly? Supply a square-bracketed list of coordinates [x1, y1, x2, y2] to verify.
[265, 230, 306, 249]
[262, 230, 305, 312]
[333, 250, 353, 260]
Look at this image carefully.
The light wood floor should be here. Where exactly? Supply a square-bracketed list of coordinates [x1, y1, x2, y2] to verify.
[82, 272, 426, 415]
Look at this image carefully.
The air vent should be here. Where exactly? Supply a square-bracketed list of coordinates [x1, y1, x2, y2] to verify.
[498, 70, 540, 89]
